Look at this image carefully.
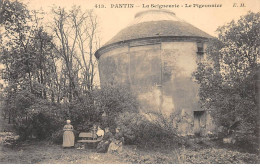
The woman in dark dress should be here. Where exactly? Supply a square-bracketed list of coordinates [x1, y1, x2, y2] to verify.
[96, 127, 113, 153]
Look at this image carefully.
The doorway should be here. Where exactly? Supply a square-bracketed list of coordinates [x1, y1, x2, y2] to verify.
[193, 111, 205, 136]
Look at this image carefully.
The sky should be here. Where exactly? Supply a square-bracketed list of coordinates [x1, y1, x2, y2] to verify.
[20, 0, 260, 46]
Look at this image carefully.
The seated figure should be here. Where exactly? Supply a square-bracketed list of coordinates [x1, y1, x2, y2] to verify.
[108, 127, 124, 153]
[91, 124, 98, 140]
[96, 127, 113, 153]
[96, 126, 104, 139]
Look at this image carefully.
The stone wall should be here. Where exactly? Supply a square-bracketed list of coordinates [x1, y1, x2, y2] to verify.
[98, 39, 215, 136]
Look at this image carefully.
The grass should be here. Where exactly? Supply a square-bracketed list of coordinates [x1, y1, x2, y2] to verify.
[118, 144, 259, 164]
[0, 117, 259, 164]
[0, 133, 259, 164]
[0, 140, 129, 164]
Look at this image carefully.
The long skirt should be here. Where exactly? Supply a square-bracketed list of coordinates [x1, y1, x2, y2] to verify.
[63, 131, 75, 147]
[108, 140, 123, 153]
[96, 140, 111, 153]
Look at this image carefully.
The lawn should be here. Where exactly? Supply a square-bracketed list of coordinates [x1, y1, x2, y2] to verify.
[0, 118, 259, 164]
[0, 139, 128, 164]
[0, 132, 259, 164]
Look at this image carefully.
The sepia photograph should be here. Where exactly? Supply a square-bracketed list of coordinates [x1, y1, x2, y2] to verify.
[0, 0, 259, 164]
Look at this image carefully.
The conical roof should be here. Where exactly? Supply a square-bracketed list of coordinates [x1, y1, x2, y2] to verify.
[105, 10, 213, 46]
[95, 10, 213, 58]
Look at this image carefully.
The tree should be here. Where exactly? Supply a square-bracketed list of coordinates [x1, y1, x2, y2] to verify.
[50, 6, 100, 104]
[0, 1, 101, 140]
[0, 0, 58, 123]
[71, 8, 100, 91]
[193, 12, 259, 146]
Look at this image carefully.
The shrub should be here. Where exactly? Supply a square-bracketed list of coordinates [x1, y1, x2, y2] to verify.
[13, 111, 63, 141]
[116, 112, 143, 144]
[116, 112, 183, 148]
[94, 85, 139, 130]
[68, 94, 100, 132]
[11, 96, 65, 141]
[50, 130, 64, 144]
[31, 112, 61, 139]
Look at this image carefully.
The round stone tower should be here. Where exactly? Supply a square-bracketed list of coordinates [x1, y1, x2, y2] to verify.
[95, 10, 214, 136]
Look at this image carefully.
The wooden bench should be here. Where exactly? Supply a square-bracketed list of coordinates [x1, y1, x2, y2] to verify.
[77, 132, 102, 148]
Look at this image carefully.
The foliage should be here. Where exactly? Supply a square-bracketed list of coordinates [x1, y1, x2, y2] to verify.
[0, 88, 65, 140]
[116, 111, 182, 147]
[91, 85, 181, 146]
[117, 146, 259, 164]
[193, 12, 259, 146]
[94, 85, 139, 130]
[0, 1, 102, 144]
[115, 112, 143, 144]
[11, 95, 65, 140]
[50, 130, 64, 144]
[66, 93, 99, 131]
[0, 85, 140, 142]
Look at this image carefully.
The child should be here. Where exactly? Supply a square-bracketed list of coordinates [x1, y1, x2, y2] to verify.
[91, 124, 98, 140]
[63, 120, 75, 148]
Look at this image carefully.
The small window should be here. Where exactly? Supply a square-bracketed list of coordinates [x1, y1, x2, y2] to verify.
[197, 42, 204, 55]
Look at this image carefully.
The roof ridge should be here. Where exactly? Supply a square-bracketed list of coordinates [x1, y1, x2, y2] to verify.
[104, 20, 213, 46]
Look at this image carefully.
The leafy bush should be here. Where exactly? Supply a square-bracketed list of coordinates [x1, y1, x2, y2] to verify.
[4, 90, 65, 140]
[94, 85, 139, 130]
[115, 112, 143, 144]
[31, 112, 61, 139]
[68, 93, 100, 132]
[13, 110, 64, 141]
[50, 130, 64, 144]
[116, 112, 183, 147]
